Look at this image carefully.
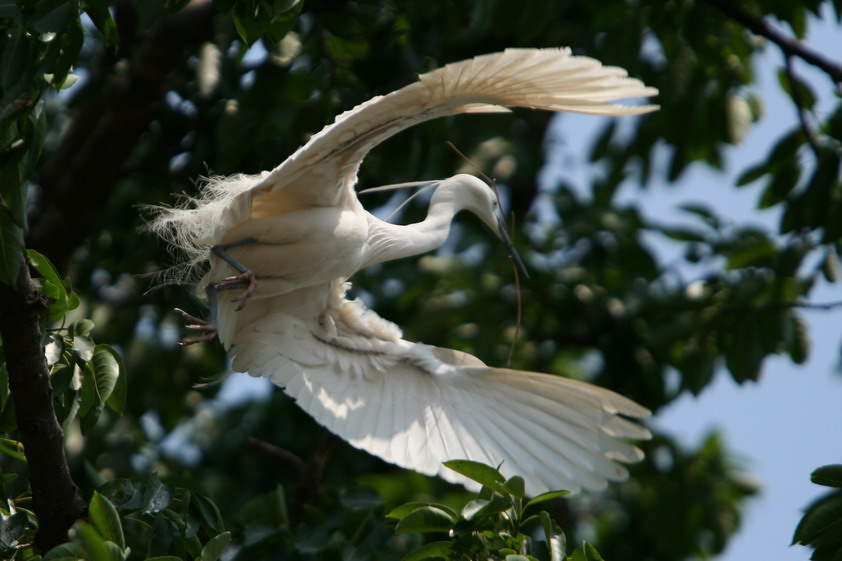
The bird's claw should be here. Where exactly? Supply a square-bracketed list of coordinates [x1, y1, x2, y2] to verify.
[175, 308, 218, 345]
[215, 270, 257, 311]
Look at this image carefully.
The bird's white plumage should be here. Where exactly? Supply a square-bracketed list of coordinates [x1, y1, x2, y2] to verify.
[150, 47, 657, 287]
[231, 281, 650, 496]
[149, 47, 658, 495]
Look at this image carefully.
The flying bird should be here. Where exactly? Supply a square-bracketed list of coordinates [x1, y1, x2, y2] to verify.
[151, 47, 658, 495]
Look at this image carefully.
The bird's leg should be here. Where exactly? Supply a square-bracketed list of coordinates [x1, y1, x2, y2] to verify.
[175, 307, 218, 345]
[176, 238, 259, 345]
[211, 238, 258, 311]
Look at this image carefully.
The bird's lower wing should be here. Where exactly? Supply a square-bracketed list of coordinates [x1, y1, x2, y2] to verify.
[230, 283, 650, 496]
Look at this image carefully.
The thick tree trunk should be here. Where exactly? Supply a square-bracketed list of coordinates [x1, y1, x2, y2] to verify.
[0, 264, 87, 551]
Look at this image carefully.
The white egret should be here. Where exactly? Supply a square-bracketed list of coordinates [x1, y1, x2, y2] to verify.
[150, 47, 658, 494]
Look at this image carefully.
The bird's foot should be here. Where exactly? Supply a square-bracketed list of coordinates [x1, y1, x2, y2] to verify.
[215, 270, 257, 311]
[175, 308, 218, 345]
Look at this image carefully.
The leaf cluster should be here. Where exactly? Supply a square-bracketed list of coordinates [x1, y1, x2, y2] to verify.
[389, 460, 586, 561]
[793, 465, 842, 561]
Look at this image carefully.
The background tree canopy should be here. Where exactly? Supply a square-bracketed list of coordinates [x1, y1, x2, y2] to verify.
[1, 0, 841, 560]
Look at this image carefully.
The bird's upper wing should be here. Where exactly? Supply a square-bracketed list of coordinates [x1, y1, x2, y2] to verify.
[247, 47, 658, 209]
[147, 48, 657, 274]
[229, 280, 650, 496]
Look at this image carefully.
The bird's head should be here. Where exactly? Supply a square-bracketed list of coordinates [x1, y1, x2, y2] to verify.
[434, 174, 528, 276]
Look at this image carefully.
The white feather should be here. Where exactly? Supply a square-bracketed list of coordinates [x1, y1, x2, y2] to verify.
[229, 281, 650, 496]
[147, 48, 657, 294]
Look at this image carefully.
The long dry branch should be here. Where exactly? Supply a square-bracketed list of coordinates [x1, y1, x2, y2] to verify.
[705, 0, 842, 85]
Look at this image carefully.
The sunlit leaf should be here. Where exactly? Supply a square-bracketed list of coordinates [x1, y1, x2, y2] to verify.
[443, 460, 509, 495]
[399, 541, 453, 561]
[200, 531, 231, 561]
[394, 506, 455, 534]
[388, 502, 458, 521]
[524, 490, 570, 512]
[143, 472, 174, 514]
[0, 438, 25, 462]
[89, 491, 125, 550]
[85, 0, 120, 45]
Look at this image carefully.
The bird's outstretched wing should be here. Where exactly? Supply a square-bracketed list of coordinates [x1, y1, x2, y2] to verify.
[148, 48, 657, 282]
[229, 280, 650, 496]
[252, 47, 658, 208]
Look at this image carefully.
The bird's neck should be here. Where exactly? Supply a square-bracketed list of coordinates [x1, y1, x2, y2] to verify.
[361, 200, 458, 269]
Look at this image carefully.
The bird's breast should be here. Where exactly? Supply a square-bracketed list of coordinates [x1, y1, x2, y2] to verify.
[215, 206, 368, 295]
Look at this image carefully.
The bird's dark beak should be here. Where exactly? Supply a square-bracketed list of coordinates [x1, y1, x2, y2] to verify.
[495, 214, 529, 279]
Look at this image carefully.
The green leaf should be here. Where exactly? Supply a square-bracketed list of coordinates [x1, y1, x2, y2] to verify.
[387, 502, 458, 521]
[759, 160, 800, 209]
[232, 13, 261, 46]
[147, 515, 174, 558]
[0, 511, 27, 548]
[735, 162, 768, 187]
[813, 465, 842, 489]
[143, 557, 182, 561]
[443, 460, 509, 495]
[0, 438, 25, 462]
[794, 494, 842, 544]
[778, 68, 816, 110]
[661, 226, 707, 242]
[85, 0, 120, 45]
[399, 540, 453, 561]
[191, 491, 224, 533]
[570, 541, 603, 561]
[100, 479, 144, 510]
[32, 1, 76, 33]
[679, 203, 720, 229]
[524, 490, 570, 511]
[200, 531, 231, 561]
[263, 0, 302, 42]
[91, 345, 120, 403]
[26, 249, 69, 320]
[461, 495, 512, 521]
[70, 520, 118, 561]
[143, 473, 174, 514]
[0, 206, 24, 286]
[89, 491, 125, 549]
[78, 362, 96, 417]
[73, 318, 95, 337]
[43, 542, 86, 560]
[505, 475, 525, 499]
[394, 506, 455, 534]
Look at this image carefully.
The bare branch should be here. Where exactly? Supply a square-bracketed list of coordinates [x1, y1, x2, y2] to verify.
[247, 437, 306, 473]
[784, 55, 822, 157]
[705, 0, 842, 86]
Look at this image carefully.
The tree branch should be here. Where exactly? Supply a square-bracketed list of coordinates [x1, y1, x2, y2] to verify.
[0, 264, 86, 551]
[784, 55, 822, 157]
[704, 0, 842, 86]
[28, 0, 217, 275]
